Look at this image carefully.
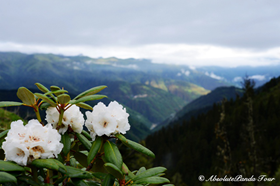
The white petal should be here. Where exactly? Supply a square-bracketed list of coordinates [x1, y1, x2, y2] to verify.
[5, 120, 27, 143]
[2, 142, 29, 166]
[92, 112, 117, 136]
[46, 107, 59, 124]
[90, 132, 97, 141]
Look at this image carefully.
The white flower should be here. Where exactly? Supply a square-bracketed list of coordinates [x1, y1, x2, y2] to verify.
[41, 124, 64, 159]
[108, 101, 130, 134]
[85, 101, 130, 140]
[46, 105, 84, 134]
[2, 120, 63, 166]
[4, 120, 28, 143]
[2, 143, 29, 166]
[85, 102, 117, 137]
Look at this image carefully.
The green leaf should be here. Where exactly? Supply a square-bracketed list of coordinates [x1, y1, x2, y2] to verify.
[74, 151, 88, 168]
[65, 166, 93, 179]
[69, 95, 107, 105]
[136, 167, 146, 176]
[61, 133, 71, 155]
[81, 130, 92, 140]
[45, 90, 68, 96]
[31, 159, 66, 173]
[104, 163, 124, 179]
[86, 180, 100, 186]
[92, 172, 107, 180]
[0, 130, 9, 139]
[134, 177, 170, 185]
[122, 163, 135, 179]
[75, 102, 93, 111]
[57, 94, 71, 104]
[39, 102, 51, 110]
[34, 93, 57, 107]
[102, 174, 115, 186]
[116, 134, 155, 158]
[31, 158, 59, 170]
[16, 87, 36, 106]
[50, 86, 68, 97]
[103, 140, 123, 170]
[91, 157, 107, 173]
[74, 85, 107, 100]
[0, 101, 23, 108]
[0, 172, 17, 183]
[50, 86, 60, 92]
[76, 133, 92, 151]
[87, 136, 102, 165]
[35, 83, 49, 93]
[71, 179, 89, 186]
[17, 175, 40, 186]
[0, 160, 25, 172]
[70, 157, 77, 168]
[132, 167, 167, 181]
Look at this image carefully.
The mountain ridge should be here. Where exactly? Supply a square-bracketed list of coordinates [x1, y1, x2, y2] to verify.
[153, 86, 244, 131]
[0, 52, 218, 125]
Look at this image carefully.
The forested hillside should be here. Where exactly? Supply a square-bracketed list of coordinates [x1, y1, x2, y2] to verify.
[146, 76, 280, 186]
[154, 86, 244, 131]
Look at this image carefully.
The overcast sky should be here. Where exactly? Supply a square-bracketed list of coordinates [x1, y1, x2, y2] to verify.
[1, 0, 280, 67]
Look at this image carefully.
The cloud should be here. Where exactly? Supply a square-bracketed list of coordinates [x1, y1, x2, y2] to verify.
[233, 76, 243, 82]
[112, 63, 138, 69]
[1, 1, 280, 67]
[189, 66, 196, 70]
[249, 75, 266, 81]
[1, 42, 280, 67]
[233, 75, 267, 82]
[205, 72, 224, 80]
[179, 69, 190, 76]
[184, 71, 190, 76]
[0, 0, 280, 49]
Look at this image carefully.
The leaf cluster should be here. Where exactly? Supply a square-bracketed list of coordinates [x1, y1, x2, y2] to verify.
[0, 83, 171, 186]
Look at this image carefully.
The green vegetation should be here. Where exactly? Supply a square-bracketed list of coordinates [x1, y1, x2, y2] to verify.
[146, 76, 280, 186]
[155, 86, 244, 131]
[0, 108, 22, 130]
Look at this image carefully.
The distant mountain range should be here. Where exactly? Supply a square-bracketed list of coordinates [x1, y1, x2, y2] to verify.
[1, 51, 280, 140]
[195, 65, 280, 87]
[0, 52, 223, 123]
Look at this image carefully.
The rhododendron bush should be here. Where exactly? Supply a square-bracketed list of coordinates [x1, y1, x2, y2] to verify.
[0, 83, 171, 186]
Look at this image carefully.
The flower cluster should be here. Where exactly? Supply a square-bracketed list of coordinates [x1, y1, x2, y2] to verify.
[0, 84, 171, 186]
[2, 101, 130, 165]
[85, 101, 130, 140]
[2, 120, 63, 166]
[46, 105, 84, 134]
